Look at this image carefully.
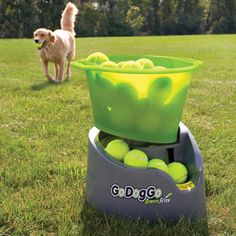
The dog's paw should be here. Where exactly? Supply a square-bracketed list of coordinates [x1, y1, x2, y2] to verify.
[66, 73, 71, 80]
[48, 79, 57, 83]
[46, 75, 56, 83]
[54, 79, 63, 84]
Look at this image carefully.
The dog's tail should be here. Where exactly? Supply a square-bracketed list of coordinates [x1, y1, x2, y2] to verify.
[60, 2, 78, 35]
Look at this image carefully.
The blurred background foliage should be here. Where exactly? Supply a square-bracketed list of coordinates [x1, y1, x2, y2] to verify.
[0, 0, 236, 38]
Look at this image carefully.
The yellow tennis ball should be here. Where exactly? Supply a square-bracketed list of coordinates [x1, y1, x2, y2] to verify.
[101, 61, 118, 68]
[148, 159, 169, 174]
[124, 149, 148, 168]
[105, 139, 129, 161]
[100, 136, 117, 148]
[153, 66, 167, 70]
[168, 162, 188, 184]
[117, 61, 125, 67]
[34, 42, 43, 50]
[136, 58, 154, 69]
[87, 52, 109, 64]
[121, 61, 142, 70]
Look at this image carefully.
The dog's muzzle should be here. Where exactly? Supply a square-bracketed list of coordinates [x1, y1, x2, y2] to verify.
[35, 40, 46, 50]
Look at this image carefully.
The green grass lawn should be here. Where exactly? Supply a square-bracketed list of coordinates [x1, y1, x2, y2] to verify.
[0, 35, 235, 235]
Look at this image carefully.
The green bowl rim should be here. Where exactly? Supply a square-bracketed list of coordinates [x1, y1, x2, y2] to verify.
[71, 55, 203, 74]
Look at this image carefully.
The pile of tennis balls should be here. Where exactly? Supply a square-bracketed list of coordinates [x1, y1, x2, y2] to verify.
[105, 139, 188, 184]
[87, 52, 166, 70]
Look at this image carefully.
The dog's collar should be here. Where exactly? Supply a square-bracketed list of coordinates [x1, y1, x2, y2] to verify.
[38, 41, 46, 50]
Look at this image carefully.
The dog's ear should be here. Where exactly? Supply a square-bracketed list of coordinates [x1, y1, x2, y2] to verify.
[48, 30, 56, 42]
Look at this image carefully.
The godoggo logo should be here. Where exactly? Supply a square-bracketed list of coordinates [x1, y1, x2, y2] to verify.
[111, 184, 163, 202]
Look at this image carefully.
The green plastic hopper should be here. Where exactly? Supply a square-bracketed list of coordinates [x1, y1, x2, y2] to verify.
[72, 55, 202, 143]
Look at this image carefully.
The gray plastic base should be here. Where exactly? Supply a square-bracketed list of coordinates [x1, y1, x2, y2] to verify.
[86, 123, 207, 221]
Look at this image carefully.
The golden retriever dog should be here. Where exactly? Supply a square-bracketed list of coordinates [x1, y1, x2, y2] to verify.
[34, 2, 78, 83]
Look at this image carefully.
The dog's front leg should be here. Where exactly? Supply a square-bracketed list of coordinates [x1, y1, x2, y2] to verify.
[54, 63, 59, 81]
[66, 60, 71, 80]
[57, 61, 64, 83]
[42, 60, 54, 82]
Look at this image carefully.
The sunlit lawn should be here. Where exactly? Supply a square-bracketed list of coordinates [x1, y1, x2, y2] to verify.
[0, 35, 235, 235]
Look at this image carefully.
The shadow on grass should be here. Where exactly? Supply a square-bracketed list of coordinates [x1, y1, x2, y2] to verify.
[80, 199, 209, 236]
[31, 79, 70, 91]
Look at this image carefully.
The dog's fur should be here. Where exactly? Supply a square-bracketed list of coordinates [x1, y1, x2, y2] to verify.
[34, 2, 78, 83]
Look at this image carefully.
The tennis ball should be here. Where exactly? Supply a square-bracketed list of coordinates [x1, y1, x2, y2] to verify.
[163, 85, 189, 129]
[87, 52, 109, 64]
[101, 61, 118, 68]
[148, 77, 172, 106]
[168, 162, 188, 184]
[137, 108, 160, 135]
[117, 61, 125, 67]
[153, 66, 167, 70]
[134, 98, 148, 116]
[100, 136, 117, 148]
[105, 139, 129, 161]
[136, 58, 154, 69]
[121, 61, 142, 70]
[124, 149, 148, 168]
[148, 159, 169, 174]
[35, 42, 43, 49]
[115, 83, 138, 102]
[92, 73, 115, 121]
[109, 83, 137, 130]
